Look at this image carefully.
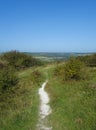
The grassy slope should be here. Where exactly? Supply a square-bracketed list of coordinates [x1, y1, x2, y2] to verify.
[45, 65, 96, 130]
[0, 64, 96, 130]
[0, 67, 41, 130]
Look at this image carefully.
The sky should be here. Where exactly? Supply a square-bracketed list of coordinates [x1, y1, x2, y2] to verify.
[0, 0, 96, 52]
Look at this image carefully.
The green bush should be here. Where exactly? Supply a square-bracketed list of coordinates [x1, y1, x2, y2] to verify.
[64, 57, 88, 80]
[77, 53, 96, 67]
[0, 61, 5, 69]
[1, 51, 42, 70]
[54, 64, 65, 77]
[0, 66, 18, 92]
[54, 57, 88, 81]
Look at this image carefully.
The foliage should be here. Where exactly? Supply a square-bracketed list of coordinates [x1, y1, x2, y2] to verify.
[0, 66, 18, 92]
[54, 64, 65, 77]
[0, 51, 44, 130]
[44, 64, 96, 130]
[0, 67, 39, 130]
[77, 53, 96, 67]
[47, 76, 96, 130]
[0, 61, 5, 69]
[64, 57, 88, 80]
[54, 57, 88, 81]
[1, 50, 42, 70]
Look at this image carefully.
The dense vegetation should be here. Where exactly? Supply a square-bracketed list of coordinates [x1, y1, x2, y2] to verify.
[0, 50, 42, 70]
[77, 53, 96, 67]
[0, 51, 96, 130]
[0, 50, 43, 94]
[0, 51, 44, 130]
[46, 69, 96, 130]
[45, 59, 96, 130]
[0, 68, 40, 130]
[0, 66, 18, 92]
[54, 57, 88, 81]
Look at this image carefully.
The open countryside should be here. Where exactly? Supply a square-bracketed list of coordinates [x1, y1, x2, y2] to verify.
[0, 51, 96, 130]
[0, 0, 96, 130]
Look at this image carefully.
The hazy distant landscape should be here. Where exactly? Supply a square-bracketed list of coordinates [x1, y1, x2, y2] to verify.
[25, 52, 92, 62]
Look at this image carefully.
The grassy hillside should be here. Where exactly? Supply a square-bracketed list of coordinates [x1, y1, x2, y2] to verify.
[0, 51, 45, 130]
[0, 56, 96, 130]
[45, 66, 96, 130]
[0, 67, 45, 130]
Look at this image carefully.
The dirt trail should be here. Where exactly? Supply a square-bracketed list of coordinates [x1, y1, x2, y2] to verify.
[36, 81, 52, 130]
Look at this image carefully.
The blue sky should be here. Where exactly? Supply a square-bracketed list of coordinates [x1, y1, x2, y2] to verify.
[0, 0, 96, 52]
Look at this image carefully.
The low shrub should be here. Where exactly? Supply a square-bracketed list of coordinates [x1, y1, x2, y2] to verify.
[1, 50, 43, 70]
[0, 66, 18, 92]
[54, 57, 88, 81]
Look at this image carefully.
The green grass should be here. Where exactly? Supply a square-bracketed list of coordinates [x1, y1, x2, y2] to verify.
[0, 67, 41, 130]
[0, 64, 96, 130]
[45, 66, 96, 130]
